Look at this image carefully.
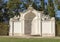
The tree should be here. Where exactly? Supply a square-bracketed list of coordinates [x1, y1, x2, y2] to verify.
[0, 0, 31, 22]
[0, 0, 56, 22]
[32, 0, 44, 11]
[3, 2, 9, 22]
[48, 0, 55, 17]
[40, 0, 45, 11]
[58, 6, 60, 10]
[0, 0, 4, 22]
[7, 0, 21, 17]
[58, 0, 60, 10]
[20, 0, 30, 8]
[7, 0, 30, 17]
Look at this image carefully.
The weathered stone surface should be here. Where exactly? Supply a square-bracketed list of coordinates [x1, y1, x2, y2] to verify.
[9, 6, 55, 37]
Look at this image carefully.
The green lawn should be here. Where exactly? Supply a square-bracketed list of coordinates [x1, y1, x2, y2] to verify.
[0, 37, 60, 42]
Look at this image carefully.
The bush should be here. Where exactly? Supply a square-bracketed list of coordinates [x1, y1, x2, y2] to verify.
[0, 22, 9, 36]
[56, 21, 60, 36]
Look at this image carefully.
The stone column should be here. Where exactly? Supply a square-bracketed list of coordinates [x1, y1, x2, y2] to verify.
[9, 18, 13, 36]
[51, 17, 55, 36]
[38, 12, 42, 36]
[20, 14, 25, 36]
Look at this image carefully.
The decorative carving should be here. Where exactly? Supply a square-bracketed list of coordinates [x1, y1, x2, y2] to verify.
[12, 16, 20, 21]
[42, 14, 50, 21]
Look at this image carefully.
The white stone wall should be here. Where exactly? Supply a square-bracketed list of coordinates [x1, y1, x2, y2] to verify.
[13, 22, 21, 36]
[42, 20, 55, 37]
[9, 7, 55, 37]
[9, 18, 55, 37]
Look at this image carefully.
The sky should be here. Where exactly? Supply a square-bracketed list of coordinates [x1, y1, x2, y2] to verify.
[56, 11, 60, 17]
[3, 0, 8, 2]
[3, 0, 60, 18]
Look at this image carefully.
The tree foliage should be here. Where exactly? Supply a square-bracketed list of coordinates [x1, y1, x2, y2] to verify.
[40, 0, 45, 11]
[58, 0, 60, 10]
[7, 0, 30, 17]
[32, 2, 43, 11]
[7, 0, 21, 17]
[0, 0, 58, 22]
[48, 0, 55, 17]
[0, 0, 5, 22]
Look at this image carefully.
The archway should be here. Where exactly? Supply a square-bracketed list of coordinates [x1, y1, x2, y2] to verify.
[24, 12, 36, 35]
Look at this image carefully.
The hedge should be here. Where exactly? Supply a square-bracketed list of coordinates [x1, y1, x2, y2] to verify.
[56, 21, 60, 36]
[0, 22, 9, 36]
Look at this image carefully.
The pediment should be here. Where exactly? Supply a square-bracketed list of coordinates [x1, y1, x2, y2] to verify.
[20, 6, 41, 15]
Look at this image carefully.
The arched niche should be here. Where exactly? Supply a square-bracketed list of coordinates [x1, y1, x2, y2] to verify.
[24, 12, 36, 35]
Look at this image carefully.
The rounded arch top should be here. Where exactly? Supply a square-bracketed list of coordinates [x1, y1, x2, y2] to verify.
[24, 12, 36, 20]
[20, 8, 42, 20]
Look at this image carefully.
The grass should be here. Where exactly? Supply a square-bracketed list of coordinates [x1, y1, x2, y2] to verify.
[0, 37, 60, 42]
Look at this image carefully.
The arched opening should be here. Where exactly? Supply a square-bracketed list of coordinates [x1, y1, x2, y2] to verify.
[24, 12, 36, 35]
